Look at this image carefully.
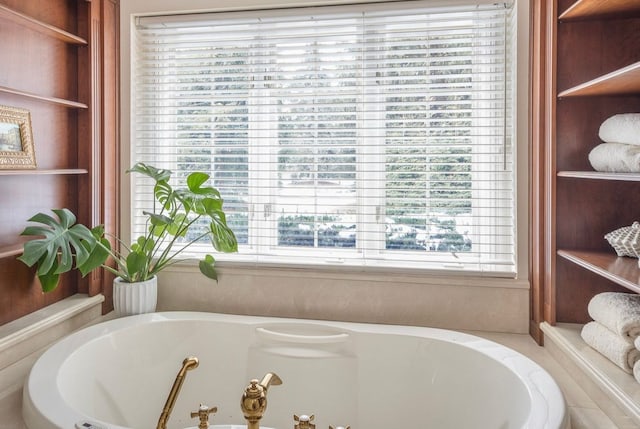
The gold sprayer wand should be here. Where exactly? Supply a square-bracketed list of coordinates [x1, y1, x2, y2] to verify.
[156, 356, 200, 429]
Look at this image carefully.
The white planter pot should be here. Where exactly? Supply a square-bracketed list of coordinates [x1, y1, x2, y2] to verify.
[113, 276, 157, 317]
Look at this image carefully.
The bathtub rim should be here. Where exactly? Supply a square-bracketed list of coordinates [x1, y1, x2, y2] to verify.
[22, 311, 569, 429]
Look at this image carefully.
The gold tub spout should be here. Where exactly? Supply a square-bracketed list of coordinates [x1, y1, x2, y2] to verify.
[240, 372, 283, 429]
[157, 356, 200, 429]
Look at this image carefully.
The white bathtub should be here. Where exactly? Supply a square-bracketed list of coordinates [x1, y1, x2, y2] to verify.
[23, 312, 568, 429]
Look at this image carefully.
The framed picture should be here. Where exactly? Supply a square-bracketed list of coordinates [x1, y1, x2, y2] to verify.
[0, 105, 36, 169]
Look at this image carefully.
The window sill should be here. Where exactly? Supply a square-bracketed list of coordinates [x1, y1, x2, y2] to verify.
[165, 259, 528, 289]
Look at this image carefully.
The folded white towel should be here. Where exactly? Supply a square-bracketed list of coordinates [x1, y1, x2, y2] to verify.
[588, 292, 640, 339]
[581, 321, 640, 373]
[588, 143, 640, 173]
[599, 113, 640, 146]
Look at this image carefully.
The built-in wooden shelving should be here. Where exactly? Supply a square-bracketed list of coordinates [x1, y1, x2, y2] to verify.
[0, 0, 119, 331]
[0, 4, 87, 45]
[0, 86, 87, 109]
[557, 250, 640, 293]
[0, 169, 88, 176]
[541, 0, 640, 424]
[555, 6, 640, 298]
[558, 61, 640, 97]
[558, 171, 640, 181]
[0, 244, 23, 259]
[560, 0, 640, 21]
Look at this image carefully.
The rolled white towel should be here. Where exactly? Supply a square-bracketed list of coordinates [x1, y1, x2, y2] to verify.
[581, 321, 640, 373]
[588, 292, 640, 339]
[599, 113, 640, 146]
[588, 142, 640, 173]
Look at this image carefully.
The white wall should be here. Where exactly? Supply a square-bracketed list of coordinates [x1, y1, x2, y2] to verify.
[120, 0, 531, 333]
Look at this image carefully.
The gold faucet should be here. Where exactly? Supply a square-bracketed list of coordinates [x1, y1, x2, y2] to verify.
[240, 372, 283, 429]
[157, 356, 200, 429]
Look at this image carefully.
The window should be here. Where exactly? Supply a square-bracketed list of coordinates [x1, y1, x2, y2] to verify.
[133, 0, 516, 275]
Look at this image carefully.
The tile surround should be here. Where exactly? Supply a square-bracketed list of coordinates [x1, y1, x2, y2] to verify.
[158, 265, 530, 334]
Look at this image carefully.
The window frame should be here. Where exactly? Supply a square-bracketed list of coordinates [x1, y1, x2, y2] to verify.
[122, 0, 530, 280]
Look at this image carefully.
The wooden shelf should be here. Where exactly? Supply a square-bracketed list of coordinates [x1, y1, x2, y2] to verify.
[557, 171, 640, 181]
[0, 244, 23, 259]
[0, 169, 88, 176]
[558, 249, 640, 293]
[558, 61, 640, 97]
[560, 0, 640, 21]
[0, 86, 88, 109]
[0, 4, 86, 45]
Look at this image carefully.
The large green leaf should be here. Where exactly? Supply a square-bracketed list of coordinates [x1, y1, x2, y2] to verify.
[198, 254, 217, 281]
[127, 163, 172, 182]
[174, 172, 222, 215]
[198, 199, 237, 252]
[36, 260, 60, 292]
[146, 211, 173, 227]
[129, 163, 177, 212]
[187, 172, 219, 197]
[78, 227, 111, 277]
[154, 180, 176, 212]
[208, 220, 238, 253]
[17, 209, 108, 292]
[145, 211, 187, 237]
[165, 213, 187, 236]
[125, 251, 148, 281]
[131, 235, 155, 254]
[19, 209, 95, 274]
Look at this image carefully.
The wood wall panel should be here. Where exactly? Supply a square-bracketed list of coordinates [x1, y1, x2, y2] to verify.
[555, 258, 631, 323]
[0, 256, 75, 326]
[99, 0, 120, 308]
[0, 20, 78, 101]
[556, 179, 640, 250]
[0, 99, 79, 169]
[555, 97, 640, 171]
[0, 175, 79, 245]
[529, 0, 557, 342]
[0, 0, 78, 32]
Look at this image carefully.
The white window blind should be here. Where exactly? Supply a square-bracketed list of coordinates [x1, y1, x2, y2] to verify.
[133, 0, 516, 275]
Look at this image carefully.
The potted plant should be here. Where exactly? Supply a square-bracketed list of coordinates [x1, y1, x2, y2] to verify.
[17, 163, 238, 315]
